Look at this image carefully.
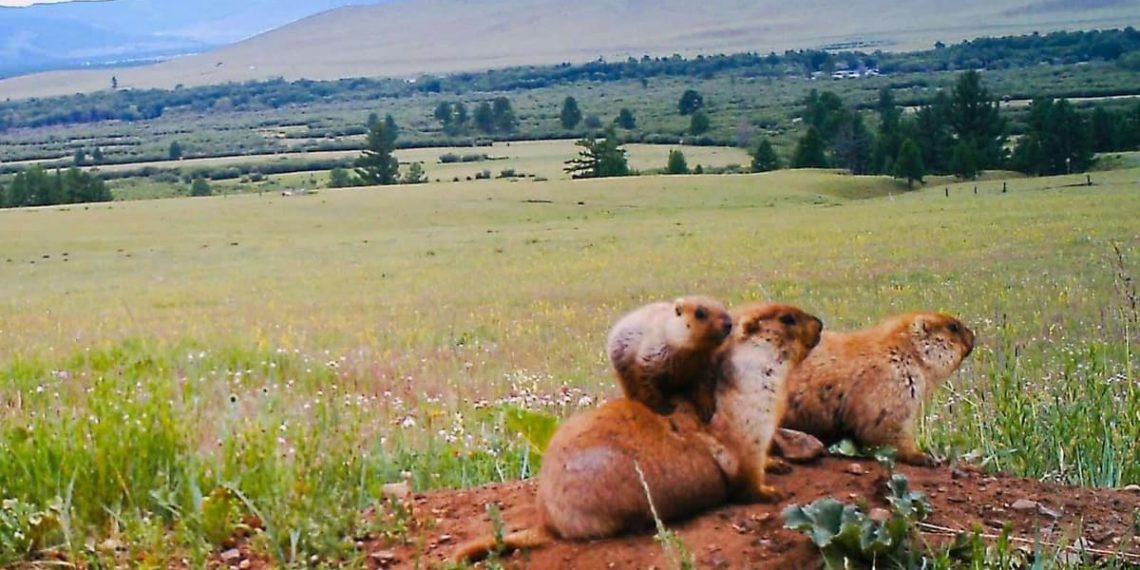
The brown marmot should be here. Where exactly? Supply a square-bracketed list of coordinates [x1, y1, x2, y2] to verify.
[607, 295, 733, 421]
[452, 303, 822, 562]
[711, 302, 823, 501]
[779, 311, 975, 466]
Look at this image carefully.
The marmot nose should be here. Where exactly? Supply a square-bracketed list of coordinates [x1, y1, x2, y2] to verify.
[721, 318, 733, 337]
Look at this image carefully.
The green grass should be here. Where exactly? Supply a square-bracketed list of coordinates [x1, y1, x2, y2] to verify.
[0, 167, 1137, 565]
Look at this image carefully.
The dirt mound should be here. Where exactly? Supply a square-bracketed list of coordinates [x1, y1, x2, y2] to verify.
[378, 458, 1140, 568]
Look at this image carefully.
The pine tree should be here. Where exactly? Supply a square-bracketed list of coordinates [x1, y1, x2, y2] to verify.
[564, 127, 629, 178]
[1090, 106, 1117, 152]
[689, 111, 710, 135]
[355, 117, 400, 185]
[678, 89, 704, 115]
[872, 88, 903, 174]
[832, 112, 874, 174]
[616, 108, 636, 130]
[560, 96, 582, 129]
[474, 102, 495, 133]
[948, 71, 1006, 169]
[1012, 98, 1093, 176]
[949, 140, 979, 180]
[802, 89, 846, 141]
[750, 139, 781, 172]
[792, 127, 828, 168]
[908, 92, 954, 174]
[893, 139, 925, 189]
[666, 149, 689, 174]
[492, 97, 517, 133]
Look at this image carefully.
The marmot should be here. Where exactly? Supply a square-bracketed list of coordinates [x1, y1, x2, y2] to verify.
[607, 295, 733, 421]
[452, 303, 822, 562]
[779, 312, 975, 466]
[711, 303, 823, 501]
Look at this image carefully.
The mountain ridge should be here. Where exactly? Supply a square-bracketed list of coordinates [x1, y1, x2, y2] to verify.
[2, 0, 1139, 99]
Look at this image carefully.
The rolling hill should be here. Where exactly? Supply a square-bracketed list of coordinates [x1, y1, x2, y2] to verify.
[2, 0, 1139, 99]
[0, 0, 384, 79]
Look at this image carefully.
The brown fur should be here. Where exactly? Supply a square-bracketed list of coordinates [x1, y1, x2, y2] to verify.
[607, 295, 732, 421]
[452, 303, 822, 562]
[710, 303, 823, 502]
[780, 312, 975, 466]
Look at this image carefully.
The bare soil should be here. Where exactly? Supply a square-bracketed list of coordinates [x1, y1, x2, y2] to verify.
[374, 458, 1140, 569]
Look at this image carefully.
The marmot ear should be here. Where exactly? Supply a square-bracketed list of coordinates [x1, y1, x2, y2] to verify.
[909, 316, 930, 337]
[674, 299, 684, 317]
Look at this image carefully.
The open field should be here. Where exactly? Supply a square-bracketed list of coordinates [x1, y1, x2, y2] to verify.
[76, 141, 751, 200]
[1, 167, 1138, 566]
[3, 0, 1139, 98]
[79, 140, 749, 179]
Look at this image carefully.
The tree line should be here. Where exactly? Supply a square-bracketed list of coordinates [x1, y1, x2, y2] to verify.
[0, 166, 112, 208]
[764, 71, 1140, 187]
[433, 97, 518, 135]
[3, 28, 1138, 132]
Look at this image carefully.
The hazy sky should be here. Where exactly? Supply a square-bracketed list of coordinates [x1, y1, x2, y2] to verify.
[0, 0, 74, 5]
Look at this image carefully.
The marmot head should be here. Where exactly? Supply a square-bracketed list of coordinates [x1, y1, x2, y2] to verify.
[732, 303, 823, 364]
[906, 312, 975, 375]
[669, 295, 733, 349]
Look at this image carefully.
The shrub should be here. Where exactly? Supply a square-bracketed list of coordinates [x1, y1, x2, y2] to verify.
[190, 178, 212, 196]
[783, 474, 931, 568]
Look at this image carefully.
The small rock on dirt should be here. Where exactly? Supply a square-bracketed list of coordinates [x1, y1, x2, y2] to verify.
[383, 481, 413, 504]
[1123, 485, 1140, 493]
[707, 552, 730, 569]
[773, 429, 826, 461]
[845, 463, 868, 476]
[1010, 499, 1039, 512]
[371, 550, 399, 567]
[220, 548, 242, 562]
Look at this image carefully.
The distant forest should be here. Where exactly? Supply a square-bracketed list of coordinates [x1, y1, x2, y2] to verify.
[2, 28, 1138, 131]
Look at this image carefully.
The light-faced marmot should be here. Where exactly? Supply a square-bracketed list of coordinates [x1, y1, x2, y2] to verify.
[452, 303, 822, 562]
[779, 311, 975, 466]
[607, 295, 733, 421]
[711, 303, 823, 501]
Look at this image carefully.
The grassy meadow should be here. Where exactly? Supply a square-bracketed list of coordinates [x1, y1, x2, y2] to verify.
[1, 167, 1138, 566]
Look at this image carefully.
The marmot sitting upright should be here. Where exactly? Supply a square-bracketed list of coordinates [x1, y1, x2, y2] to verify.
[712, 302, 823, 501]
[607, 295, 733, 421]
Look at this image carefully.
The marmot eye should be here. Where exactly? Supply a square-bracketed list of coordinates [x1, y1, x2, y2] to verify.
[779, 314, 797, 326]
[948, 323, 961, 333]
[694, 307, 708, 321]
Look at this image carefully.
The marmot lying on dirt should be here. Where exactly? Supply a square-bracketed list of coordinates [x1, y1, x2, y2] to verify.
[452, 303, 822, 562]
[779, 311, 974, 466]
